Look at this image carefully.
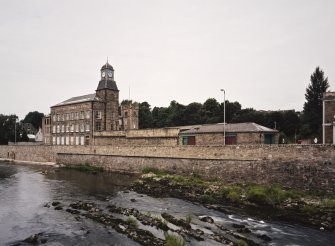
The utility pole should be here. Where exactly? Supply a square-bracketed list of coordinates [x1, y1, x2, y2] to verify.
[220, 89, 226, 146]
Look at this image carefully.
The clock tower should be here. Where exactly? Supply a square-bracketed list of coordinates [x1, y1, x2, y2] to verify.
[96, 61, 119, 131]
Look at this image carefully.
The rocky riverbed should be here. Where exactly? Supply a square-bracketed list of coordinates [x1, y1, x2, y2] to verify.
[2, 162, 335, 246]
[131, 170, 335, 231]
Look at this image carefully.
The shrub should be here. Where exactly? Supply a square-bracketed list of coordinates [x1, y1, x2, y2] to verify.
[126, 216, 139, 228]
[200, 194, 216, 204]
[266, 186, 287, 204]
[185, 214, 192, 224]
[165, 233, 186, 246]
[321, 198, 335, 208]
[142, 166, 166, 176]
[247, 185, 268, 205]
[301, 205, 318, 215]
[236, 239, 247, 246]
[227, 190, 240, 203]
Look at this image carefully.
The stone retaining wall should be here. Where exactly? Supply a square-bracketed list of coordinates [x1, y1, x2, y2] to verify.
[0, 144, 334, 192]
[0, 144, 334, 163]
[56, 153, 335, 193]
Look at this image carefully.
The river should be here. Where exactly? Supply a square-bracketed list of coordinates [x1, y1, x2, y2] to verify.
[0, 162, 334, 246]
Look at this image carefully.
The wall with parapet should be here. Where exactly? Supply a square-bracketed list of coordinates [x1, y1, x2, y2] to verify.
[1, 144, 334, 192]
[1, 144, 335, 162]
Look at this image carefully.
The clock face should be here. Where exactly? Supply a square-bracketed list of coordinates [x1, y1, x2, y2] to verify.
[102, 71, 106, 77]
[107, 71, 113, 77]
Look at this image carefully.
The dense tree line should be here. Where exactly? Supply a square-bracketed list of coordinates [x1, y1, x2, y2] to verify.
[139, 99, 301, 142]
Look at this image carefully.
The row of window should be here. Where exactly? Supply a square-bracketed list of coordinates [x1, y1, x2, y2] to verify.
[52, 111, 102, 122]
[52, 123, 90, 133]
[52, 136, 87, 145]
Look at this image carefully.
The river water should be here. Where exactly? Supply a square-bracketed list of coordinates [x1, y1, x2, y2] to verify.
[0, 162, 334, 246]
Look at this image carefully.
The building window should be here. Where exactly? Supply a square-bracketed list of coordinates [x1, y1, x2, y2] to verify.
[52, 125, 56, 133]
[86, 123, 90, 131]
[95, 111, 102, 119]
[75, 136, 79, 145]
[71, 112, 74, 120]
[56, 125, 60, 133]
[70, 124, 74, 132]
[75, 112, 79, 120]
[80, 124, 84, 132]
[65, 136, 69, 145]
[66, 113, 69, 121]
[66, 124, 69, 132]
[86, 111, 90, 119]
[57, 137, 60, 145]
[95, 121, 101, 131]
[61, 124, 65, 133]
[80, 111, 84, 119]
[52, 115, 56, 122]
[182, 136, 196, 145]
[75, 124, 79, 132]
[80, 136, 85, 145]
[85, 136, 90, 145]
[52, 137, 56, 145]
[61, 136, 65, 145]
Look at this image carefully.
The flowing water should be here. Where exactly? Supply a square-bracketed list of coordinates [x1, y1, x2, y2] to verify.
[0, 162, 334, 246]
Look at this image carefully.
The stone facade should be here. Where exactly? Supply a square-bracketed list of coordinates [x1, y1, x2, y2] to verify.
[120, 102, 139, 130]
[42, 115, 51, 145]
[48, 62, 139, 146]
[323, 92, 335, 144]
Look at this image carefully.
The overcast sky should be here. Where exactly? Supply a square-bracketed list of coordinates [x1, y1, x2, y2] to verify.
[0, 0, 334, 119]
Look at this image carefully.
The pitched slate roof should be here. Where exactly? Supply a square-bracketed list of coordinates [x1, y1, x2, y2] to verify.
[179, 122, 278, 135]
[52, 93, 102, 107]
[96, 79, 119, 91]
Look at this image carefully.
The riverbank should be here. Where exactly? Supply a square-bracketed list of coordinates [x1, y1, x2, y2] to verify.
[0, 158, 56, 166]
[130, 168, 335, 231]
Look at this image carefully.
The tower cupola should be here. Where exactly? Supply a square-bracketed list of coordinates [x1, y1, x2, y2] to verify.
[97, 61, 118, 91]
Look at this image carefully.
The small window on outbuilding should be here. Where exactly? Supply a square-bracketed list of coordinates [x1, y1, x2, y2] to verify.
[182, 136, 196, 145]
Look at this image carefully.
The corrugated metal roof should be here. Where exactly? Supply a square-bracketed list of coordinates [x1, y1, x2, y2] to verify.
[179, 122, 278, 135]
[52, 93, 102, 107]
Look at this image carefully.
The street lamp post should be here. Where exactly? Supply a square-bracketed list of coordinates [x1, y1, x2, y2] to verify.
[220, 89, 226, 146]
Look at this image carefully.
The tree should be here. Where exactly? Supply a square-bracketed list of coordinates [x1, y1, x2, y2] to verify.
[202, 98, 220, 123]
[139, 102, 153, 129]
[166, 101, 186, 126]
[22, 111, 45, 130]
[303, 67, 329, 138]
[0, 114, 19, 144]
[184, 102, 203, 125]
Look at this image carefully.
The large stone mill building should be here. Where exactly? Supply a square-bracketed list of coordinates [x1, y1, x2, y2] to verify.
[43, 62, 138, 145]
